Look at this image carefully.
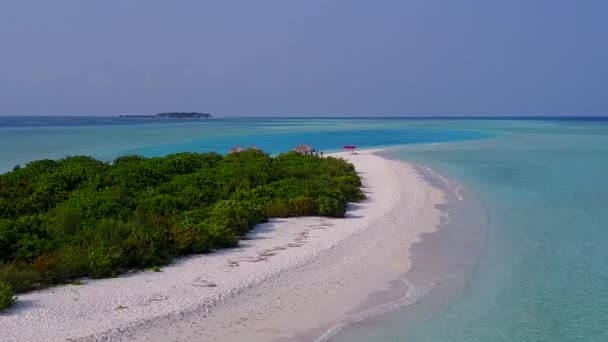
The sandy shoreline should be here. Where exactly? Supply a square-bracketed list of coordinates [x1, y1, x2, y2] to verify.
[0, 149, 446, 342]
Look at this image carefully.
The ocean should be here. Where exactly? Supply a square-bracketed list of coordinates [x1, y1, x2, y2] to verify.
[331, 118, 608, 342]
[1, 116, 607, 341]
[0, 116, 487, 173]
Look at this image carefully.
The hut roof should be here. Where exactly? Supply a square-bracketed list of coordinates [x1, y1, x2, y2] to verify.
[229, 145, 245, 154]
[293, 144, 316, 153]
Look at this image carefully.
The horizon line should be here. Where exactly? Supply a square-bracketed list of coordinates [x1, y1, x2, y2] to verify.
[1, 114, 608, 119]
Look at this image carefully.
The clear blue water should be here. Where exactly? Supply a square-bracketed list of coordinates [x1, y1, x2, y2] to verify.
[331, 119, 608, 342]
[1, 116, 607, 341]
[0, 116, 488, 173]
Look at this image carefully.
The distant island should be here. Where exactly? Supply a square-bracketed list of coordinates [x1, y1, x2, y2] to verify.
[119, 112, 212, 119]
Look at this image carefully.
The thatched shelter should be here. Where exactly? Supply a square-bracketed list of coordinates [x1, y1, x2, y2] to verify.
[228, 145, 245, 154]
[293, 144, 316, 154]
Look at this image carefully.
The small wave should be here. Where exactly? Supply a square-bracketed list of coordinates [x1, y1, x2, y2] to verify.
[417, 165, 464, 201]
[314, 162, 481, 342]
[313, 276, 439, 342]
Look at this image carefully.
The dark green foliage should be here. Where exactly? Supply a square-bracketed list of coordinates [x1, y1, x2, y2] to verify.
[318, 197, 346, 217]
[0, 262, 39, 293]
[207, 200, 266, 236]
[265, 199, 293, 217]
[87, 245, 122, 279]
[0, 151, 364, 295]
[0, 279, 16, 311]
[155, 112, 211, 119]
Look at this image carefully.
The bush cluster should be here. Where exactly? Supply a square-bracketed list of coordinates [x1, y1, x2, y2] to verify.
[0, 151, 364, 299]
[0, 280, 16, 311]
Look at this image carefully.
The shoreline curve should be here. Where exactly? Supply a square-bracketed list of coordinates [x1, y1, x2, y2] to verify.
[0, 149, 448, 342]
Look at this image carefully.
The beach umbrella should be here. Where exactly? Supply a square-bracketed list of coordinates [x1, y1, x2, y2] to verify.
[343, 145, 356, 154]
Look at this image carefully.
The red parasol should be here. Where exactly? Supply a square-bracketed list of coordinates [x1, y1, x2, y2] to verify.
[342, 145, 356, 154]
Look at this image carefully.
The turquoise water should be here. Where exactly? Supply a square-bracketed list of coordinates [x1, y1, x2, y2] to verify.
[1, 117, 607, 341]
[0, 117, 486, 173]
[331, 120, 608, 342]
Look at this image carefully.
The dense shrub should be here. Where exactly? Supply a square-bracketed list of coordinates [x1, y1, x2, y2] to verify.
[265, 199, 292, 217]
[0, 262, 40, 293]
[0, 279, 16, 311]
[291, 197, 318, 216]
[87, 245, 122, 279]
[0, 150, 364, 298]
[207, 200, 265, 236]
[318, 197, 346, 217]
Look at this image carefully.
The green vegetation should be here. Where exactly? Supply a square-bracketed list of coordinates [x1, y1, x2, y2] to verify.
[155, 112, 211, 119]
[0, 280, 16, 310]
[119, 112, 212, 119]
[0, 150, 364, 308]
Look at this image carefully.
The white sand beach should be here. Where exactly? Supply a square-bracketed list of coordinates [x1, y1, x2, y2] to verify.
[0, 150, 446, 342]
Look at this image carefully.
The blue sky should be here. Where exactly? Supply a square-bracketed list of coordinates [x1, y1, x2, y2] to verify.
[0, 0, 606, 116]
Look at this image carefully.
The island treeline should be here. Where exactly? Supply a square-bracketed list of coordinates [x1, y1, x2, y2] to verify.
[119, 112, 212, 119]
[0, 151, 364, 309]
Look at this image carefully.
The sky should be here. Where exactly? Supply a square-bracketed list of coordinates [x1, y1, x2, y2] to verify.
[0, 0, 607, 117]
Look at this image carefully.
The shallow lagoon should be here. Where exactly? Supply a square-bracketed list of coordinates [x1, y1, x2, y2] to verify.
[2, 116, 607, 341]
[331, 119, 608, 341]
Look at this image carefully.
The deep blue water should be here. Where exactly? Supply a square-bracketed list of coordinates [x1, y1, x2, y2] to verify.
[1, 116, 607, 341]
